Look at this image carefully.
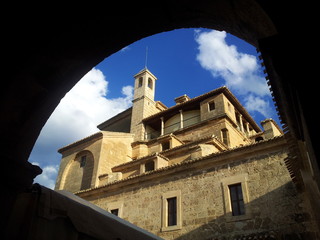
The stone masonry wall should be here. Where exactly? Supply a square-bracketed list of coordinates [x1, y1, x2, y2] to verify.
[55, 134, 103, 192]
[79, 140, 316, 240]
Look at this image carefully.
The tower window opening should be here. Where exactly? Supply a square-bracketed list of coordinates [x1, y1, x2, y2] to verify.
[138, 77, 143, 87]
[148, 78, 153, 89]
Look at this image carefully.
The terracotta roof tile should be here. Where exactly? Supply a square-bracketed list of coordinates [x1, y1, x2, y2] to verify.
[75, 135, 285, 195]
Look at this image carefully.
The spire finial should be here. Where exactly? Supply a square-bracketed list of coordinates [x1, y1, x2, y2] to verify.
[145, 46, 148, 69]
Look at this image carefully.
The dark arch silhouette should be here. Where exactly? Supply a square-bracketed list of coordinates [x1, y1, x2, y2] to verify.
[3, 0, 319, 237]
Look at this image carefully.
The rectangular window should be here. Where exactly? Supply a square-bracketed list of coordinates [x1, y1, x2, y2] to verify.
[145, 160, 155, 172]
[161, 190, 181, 231]
[161, 141, 170, 151]
[167, 197, 177, 226]
[229, 183, 245, 216]
[110, 208, 119, 216]
[221, 128, 229, 145]
[208, 101, 215, 111]
[80, 155, 86, 168]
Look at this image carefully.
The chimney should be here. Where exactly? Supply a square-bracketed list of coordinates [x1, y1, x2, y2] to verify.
[174, 94, 190, 105]
[261, 118, 283, 139]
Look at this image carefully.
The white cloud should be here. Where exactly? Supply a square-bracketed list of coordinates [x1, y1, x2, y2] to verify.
[38, 68, 133, 146]
[195, 29, 272, 117]
[29, 68, 133, 189]
[244, 94, 273, 118]
[32, 162, 59, 189]
[122, 85, 134, 99]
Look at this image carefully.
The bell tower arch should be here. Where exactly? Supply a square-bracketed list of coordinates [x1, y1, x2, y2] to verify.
[130, 68, 158, 141]
[133, 68, 157, 101]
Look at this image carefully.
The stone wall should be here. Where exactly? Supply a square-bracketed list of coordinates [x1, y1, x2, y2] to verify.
[55, 133, 103, 192]
[78, 138, 317, 239]
[173, 118, 250, 148]
[97, 132, 134, 177]
[200, 94, 225, 122]
[63, 150, 95, 192]
[55, 131, 134, 192]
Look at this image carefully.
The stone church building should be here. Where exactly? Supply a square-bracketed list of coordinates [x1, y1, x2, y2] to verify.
[55, 68, 317, 239]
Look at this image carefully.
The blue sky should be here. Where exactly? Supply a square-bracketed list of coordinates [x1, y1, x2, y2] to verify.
[28, 28, 281, 189]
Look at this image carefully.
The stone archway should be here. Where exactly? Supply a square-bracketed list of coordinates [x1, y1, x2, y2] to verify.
[3, 0, 319, 235]
[4, 0, 277, 175]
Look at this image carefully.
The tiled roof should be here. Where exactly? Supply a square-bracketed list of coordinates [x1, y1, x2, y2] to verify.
[97, 107, 132, 130]
[58, 131, 134, 153]
[111, 152, 169, 171]
[111, 134, 225, 170]
[58, 131, 103, 153]
[210, 231, 277, 240]
[142, 86, 261, 132]
[75, 135, 285, 195]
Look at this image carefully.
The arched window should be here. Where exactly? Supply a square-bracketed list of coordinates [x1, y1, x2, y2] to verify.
[138, 77, 143, 87]
[148, 78, 153, 89]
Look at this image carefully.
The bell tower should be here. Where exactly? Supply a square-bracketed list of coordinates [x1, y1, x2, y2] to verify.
[130, 68, 157, 141]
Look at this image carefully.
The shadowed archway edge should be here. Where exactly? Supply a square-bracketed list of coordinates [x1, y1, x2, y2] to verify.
[3, 0, 319, 233]
[3, 0, 276, 170]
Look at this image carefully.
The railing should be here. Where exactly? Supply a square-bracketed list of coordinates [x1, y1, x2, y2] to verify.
[145, 114, 201, 140]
